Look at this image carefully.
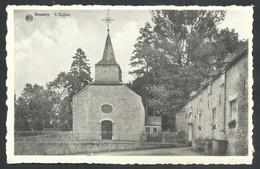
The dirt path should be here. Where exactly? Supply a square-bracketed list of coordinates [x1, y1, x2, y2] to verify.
[86, 147, 203, 156]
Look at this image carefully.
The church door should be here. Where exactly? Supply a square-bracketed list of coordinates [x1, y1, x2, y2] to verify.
[101, 120, 112, 140]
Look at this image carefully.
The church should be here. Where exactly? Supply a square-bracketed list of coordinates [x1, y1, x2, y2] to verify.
[72, 30, 145, 142]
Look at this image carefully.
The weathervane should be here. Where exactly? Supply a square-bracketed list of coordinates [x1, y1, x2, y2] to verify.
[102, 9, 115, 33]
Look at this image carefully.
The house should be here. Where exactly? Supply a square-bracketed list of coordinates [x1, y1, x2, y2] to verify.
[176, 45, 249, 155]
[144, 106, 162, 142]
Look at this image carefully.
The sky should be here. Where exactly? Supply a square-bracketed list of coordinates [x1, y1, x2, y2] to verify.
[14, 8, 253, 96]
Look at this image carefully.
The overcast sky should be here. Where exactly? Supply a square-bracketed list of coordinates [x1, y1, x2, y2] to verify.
[14, 9, 252, 96]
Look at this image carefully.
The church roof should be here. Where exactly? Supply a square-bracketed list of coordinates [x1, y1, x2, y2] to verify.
[96, 34, 118, 65]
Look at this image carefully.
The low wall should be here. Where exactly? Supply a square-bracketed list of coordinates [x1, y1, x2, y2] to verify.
[15, 141, 177, 155]
[162, 132, 185, 143]
[15, 132, 73, 142]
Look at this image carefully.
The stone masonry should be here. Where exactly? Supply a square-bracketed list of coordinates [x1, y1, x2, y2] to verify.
[72, 33, 145, 142]
[176, 45, 249, 155]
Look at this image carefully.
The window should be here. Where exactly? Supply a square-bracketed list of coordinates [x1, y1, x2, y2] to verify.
[145, 127, 150, 133]
[153, 127, 157, 133]
[198, 111, 202, 129]
[212, 108, 216, 123]
[101, 104, 113, 114]
[212, 108, 217, 129]
[230, 99, 237, 121]
[188, 112, 192, 123]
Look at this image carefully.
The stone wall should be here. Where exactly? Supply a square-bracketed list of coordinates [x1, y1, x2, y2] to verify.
[73, 85, 145, 142]
[95, 65, 120, 84]
[175, 48, 248, 155]
[225, 55, 248, 155]
[162, 132, 185, 143]
[15, 141, 177, 155]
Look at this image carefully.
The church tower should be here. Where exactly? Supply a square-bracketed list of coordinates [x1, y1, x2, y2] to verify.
[72, 11, 145, 142]
[93, 33, 122, 84]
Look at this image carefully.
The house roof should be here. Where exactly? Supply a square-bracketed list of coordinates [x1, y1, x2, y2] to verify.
[177, 44, 248, 113]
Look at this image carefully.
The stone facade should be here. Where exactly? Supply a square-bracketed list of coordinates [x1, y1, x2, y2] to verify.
[175, 46, 248, 155]
[73, 85, 145, 141]
[94, 64, 121, 84]
[72, 33, 145, 142]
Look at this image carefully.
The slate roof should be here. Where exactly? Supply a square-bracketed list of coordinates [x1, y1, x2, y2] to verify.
[96, 34, 118, 65]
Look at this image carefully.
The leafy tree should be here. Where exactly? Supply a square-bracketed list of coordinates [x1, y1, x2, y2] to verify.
[15, 48, 93, 132]
[47, 48, 92, 130]
[15, 84, 55, 132]
[129, 22, 161, 111]
[129, 10, 246, 131]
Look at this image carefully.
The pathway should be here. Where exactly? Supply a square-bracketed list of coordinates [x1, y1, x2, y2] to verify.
[86, 147, 203, 156]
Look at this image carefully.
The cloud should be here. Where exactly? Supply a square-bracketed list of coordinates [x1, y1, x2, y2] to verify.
[14, 17, 83, 96]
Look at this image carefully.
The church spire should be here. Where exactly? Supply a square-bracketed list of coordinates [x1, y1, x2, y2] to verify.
[96, 33, 117, 65]
[96, 10, 117, 65]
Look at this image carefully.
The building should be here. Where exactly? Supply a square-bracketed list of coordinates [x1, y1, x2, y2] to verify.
[144, 106, 162, 142]
[176, 45, 248, 155]
[72, 32, 145, 142]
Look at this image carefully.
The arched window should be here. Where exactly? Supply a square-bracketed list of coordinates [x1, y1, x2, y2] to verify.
[101, 120, 112, 140]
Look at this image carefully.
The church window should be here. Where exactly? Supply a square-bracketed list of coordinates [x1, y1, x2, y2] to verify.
[101, 104, 113, 114]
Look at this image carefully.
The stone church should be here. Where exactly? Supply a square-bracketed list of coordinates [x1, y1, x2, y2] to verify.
[72, 32, 145, 141]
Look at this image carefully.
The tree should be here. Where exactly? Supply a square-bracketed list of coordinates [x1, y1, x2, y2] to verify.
[47, 48, 92, 130]
[129, 10, 246, 131]
[15, 84, 55, 132]
[129, 22, 161, 112]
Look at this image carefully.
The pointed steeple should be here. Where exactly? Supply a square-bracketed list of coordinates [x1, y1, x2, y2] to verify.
[92, 10, 122, 85]
[96, 34, 117, 65]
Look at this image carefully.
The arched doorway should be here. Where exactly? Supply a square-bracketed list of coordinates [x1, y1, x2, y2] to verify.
[101, 120, 112, 140]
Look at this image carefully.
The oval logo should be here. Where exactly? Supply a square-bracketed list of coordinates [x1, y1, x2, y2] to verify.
[25, 14, 33, 22]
